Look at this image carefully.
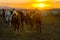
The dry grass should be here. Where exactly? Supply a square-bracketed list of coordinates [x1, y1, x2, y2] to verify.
[0, 15, 60, 40]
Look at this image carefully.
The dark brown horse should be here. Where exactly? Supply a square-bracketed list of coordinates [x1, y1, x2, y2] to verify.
[11, 11, 21, 32]
[17, 11, 28, 31]
[26, 10, 42, 32]
[33, 13, 42, 32]
[2, 9, 5, 18]
[11, 10, 26, 32]
[11, 10, 42, 32]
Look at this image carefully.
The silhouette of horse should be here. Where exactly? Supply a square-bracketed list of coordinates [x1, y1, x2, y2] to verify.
[26, 10, 42, 32]
[11, 11, 21, 32]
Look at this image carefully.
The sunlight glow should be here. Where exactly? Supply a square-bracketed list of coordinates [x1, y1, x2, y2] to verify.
[32, 3, 51, 8]
[35, 0, 48, 2]
[39, 3, 45, 8]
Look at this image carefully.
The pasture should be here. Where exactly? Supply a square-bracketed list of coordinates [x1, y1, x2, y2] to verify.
[0, 11, 60, 40]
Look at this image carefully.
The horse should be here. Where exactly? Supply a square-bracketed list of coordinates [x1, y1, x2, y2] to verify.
[10, 9, 27, 33]
[26, 10, 42, 32]
[4, 10, 12, 26]
[26, 11, 34, 30]
[11, 10, 21, 33]
[32, 10, 42, 32]
[11, 9, 42, 33]
[17, 10, 28, 31]
[2, 9, 5, 18]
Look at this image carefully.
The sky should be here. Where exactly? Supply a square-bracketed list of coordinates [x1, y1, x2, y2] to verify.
[0, 0, 60, 9]
[0, 0, 60, 3]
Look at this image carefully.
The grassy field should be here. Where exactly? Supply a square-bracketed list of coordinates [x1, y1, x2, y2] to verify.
[0, 14, 60, 40]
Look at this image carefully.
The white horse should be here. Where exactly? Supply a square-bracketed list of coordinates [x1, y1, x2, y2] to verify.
[5, 10, 11, 26]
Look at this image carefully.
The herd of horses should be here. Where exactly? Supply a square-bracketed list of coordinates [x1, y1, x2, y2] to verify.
[1, 9, 42, 33]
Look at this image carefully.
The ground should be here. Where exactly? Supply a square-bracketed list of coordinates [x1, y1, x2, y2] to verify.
[0, 15, 60, 40]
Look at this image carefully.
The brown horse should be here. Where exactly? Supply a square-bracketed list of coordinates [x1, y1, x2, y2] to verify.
[11, 11, 21, 32]
[2, 9, 5, 18]
[11, 10, 26, 32]
[26, 10, 42, 32]
[33, 13, 42, 32]
[17, 11, 28, 31]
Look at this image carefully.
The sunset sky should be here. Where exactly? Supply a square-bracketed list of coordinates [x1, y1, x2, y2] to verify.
[0, 0, 60, 9]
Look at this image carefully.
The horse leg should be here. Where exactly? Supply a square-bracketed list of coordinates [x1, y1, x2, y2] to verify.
[15, 24, 19, 34]
[14, 25, 16, 31]
[20, 21, 23, 32]
[29, 21, 33, 31]
[13, 24, 19, 34]
[5, 17, 8, 23]
[36, 23, 41, 32]
[38, 20, 42, 32]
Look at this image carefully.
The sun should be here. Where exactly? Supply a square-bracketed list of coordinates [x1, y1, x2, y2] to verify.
[32, 3, 51, 8]
[39, 3, 45, 8]
[35, 0, 48, 2]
